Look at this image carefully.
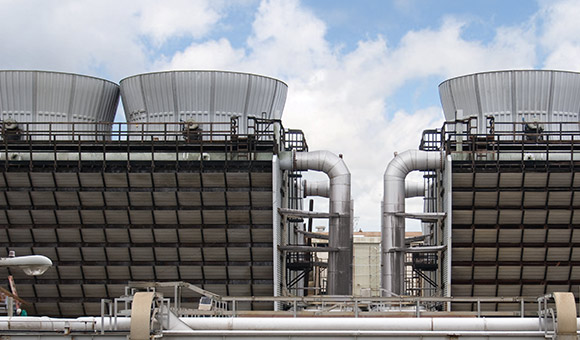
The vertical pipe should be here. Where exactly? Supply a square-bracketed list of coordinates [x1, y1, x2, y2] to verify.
[272, 155, 282, 310]
[280, 150, 352, 295]
[382, 150, 442, 296]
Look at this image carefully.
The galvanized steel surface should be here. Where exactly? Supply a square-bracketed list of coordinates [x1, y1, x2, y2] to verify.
[382, 150, 442, 296]
[280, 150, 353, 295]
[0, 71, 119, 137]
[120, 71, 287, 134]
[439, 70, 580, 133]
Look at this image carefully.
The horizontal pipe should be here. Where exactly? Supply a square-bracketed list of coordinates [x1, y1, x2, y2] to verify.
[180, 317, 549, 331]
[165, 330, 547, 338]
[0, 316, 572, 337]
[303, 180, 330, 198]
[405, 179, 425, 198]
[0, 316, 131, 332]
[400, 245, 446, 253]
[278, 245, 338, 252]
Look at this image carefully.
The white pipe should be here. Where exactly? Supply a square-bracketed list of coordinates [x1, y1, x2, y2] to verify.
[272, 155, 282, 309]
[382, 150, 442, 296]
[280, 150, 352, 295]
[180, 317, 546, 331]
[0, 316, 131, 331]
[165, 330, 546, 337]
[405, 179, 425, 198]
[302, 180, 330, 198]
[0, 316, 574, 336]
[404, 245, 447, 253]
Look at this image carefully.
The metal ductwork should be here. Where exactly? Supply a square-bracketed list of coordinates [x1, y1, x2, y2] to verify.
[382, 150, 442, 296]
[280, 150, 352, 295]
[405, 179, 425, 198]
[302, 180, 330, 198]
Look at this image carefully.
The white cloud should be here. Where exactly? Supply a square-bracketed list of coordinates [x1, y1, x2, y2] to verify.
[137, 0, 223, 45]
[539, 0, 580, 70]
[0, 0, 564, 232]
[156, 38, 246, 71]
[0, 0, 226, 79]
[155, 0, 538, 231]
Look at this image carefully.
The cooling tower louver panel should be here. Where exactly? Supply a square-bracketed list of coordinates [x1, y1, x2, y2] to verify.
[451, 160, 580, 313]
[0, 161, 275, 317]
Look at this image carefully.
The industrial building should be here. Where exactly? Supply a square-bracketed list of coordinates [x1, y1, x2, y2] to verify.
[0, 70, 341, 316]
[1, 68, 580, 339]
[382, 69, 580, 314]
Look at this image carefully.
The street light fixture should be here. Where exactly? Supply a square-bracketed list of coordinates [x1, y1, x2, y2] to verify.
[0, 251, 52, 276]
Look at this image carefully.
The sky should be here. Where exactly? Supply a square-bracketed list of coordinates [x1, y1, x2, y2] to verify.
[1, 0, 580, 231]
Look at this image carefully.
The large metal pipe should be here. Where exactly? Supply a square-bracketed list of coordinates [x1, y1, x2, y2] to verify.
[382, 150, 442, 296]
[180, 317, 551, 331]
[280, 150, 352, 295]
[0, 316, 573, 335]
[405, 179, 425, 198]
[0, 316, 131, 331]
[302, 180, 330, 198]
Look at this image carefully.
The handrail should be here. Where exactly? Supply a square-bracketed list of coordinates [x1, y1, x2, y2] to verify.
[420, 120, 580, 153]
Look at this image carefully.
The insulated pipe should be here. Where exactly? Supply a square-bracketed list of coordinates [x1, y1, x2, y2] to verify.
[302, 180, 330, 198]
[180, 317, 550, 331]
[280, 150, 352, 295]
[405, 179, 425, 198]
[0, 316, 573, 334]
[0, 316, 131, 331]
[382, 150, 442, 296]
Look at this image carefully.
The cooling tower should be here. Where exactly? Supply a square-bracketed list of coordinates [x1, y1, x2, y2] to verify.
[120, 71, 287, 134]
[439, 70, 580, 133]
[0, 71, 119, 139]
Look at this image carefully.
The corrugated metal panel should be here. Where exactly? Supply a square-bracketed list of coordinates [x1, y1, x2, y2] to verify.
[270, 80, 287, 119]
[120, 76, 146, 122]
[477, 71, 512, 124]
[120, 71, 288, 134]
[438, 81, 455, 121]
[448, 74, 479, 119]
[439, 70, 580, 133]
[0, 71, 34, 121]
[514, 70, 551, 122]
[176, 71, 212, 120]
[551, 71, 580, 132]
[0, 71, 119, 139]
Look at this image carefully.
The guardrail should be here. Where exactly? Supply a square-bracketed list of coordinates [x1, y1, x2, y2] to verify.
[420, 118, 580, 155]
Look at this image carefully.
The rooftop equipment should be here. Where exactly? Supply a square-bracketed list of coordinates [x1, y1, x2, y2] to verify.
[0, 69, 306, 317]
[439, 70, 580, 133]
[120, 71, 287, 136]
[407, 69, 580, 311]
[0, 70, 119, 140]
[280, 150, 353, 295]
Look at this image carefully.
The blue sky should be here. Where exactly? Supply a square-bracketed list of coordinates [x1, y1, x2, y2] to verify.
[1, 0, 579, 230]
